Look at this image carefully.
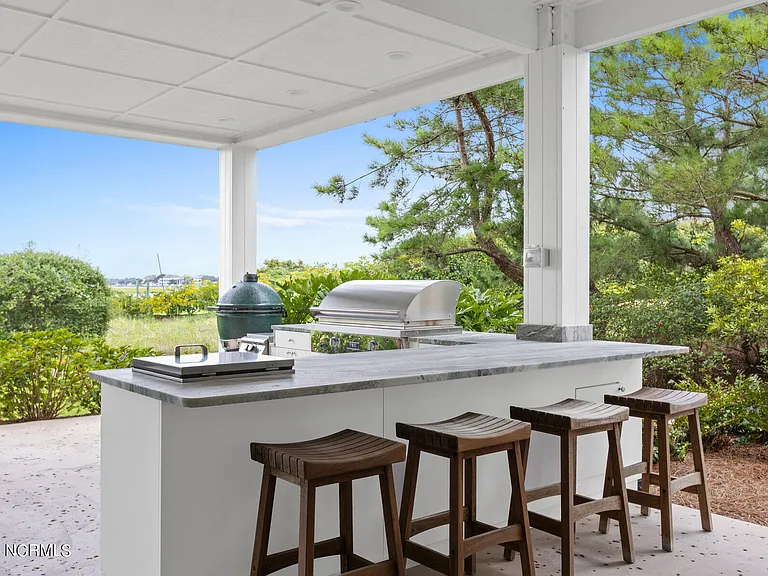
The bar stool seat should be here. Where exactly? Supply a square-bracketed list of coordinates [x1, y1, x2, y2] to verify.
[250, 430, 406, 576]
[508, 399, 634, 576]
[396, 412, 531, 453]
[510, 398, 629, 431]
[397, 412, 535, 576]
[604, 388, 708, 416]
[601, 388, 712, 552]
[251, 429, 406, 479]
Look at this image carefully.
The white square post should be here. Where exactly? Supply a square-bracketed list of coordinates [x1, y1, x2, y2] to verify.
[517, 25, 592, 342]
[218, 144, 258, 297]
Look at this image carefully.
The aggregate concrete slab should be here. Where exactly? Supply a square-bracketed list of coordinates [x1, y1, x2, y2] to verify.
[0, 416, 99, 576]
[1, 416, 767, 576]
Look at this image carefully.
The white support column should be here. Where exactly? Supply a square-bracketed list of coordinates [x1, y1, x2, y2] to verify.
[517, 39, 592, 342]
[218, 145, 258, 297]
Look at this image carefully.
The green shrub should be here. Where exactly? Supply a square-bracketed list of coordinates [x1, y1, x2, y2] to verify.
[456, 287, 523, 333]
[668, 374, 768, 455]
[0, 248, 112, 337]
[0, 330, 155, 422]
[112, 282, 219, 318]
[705, 256, 768, 370]
[111, 292, 146, 318]
[592, 267, 714, 387]
[591, 267, 709, 346]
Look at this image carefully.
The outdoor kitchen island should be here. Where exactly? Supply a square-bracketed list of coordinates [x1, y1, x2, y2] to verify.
[92, 333, 685, 576]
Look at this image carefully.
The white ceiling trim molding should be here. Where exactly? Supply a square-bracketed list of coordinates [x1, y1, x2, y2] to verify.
[575, 0, 764, 50]
[0, 103, 234, 148]
[237, 52, 526, 149]
[377, 0, 539, 54]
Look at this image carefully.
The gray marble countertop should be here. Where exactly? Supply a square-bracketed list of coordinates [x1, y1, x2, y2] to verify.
[90, 332, 687, 408]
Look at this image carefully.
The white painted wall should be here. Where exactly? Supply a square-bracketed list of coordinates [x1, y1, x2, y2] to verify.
[523, 44, 591, 327]
[218, 145, 258, 297]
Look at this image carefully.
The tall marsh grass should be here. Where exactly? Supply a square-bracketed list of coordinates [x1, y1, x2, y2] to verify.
[106, 313, 219, 355]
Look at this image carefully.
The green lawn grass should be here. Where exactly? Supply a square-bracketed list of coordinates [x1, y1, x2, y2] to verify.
[107, 313, 219, 355]
[112, 286, 163, 294]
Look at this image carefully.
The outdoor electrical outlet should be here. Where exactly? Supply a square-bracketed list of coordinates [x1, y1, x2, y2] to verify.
[524, 245, 551, 268]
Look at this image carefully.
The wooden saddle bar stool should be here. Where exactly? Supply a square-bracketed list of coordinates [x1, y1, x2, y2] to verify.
[396, 412, 535, 576]
[507, 399, 635, 576]
[249, 429, 407, 576]
[600, 388, 712, 551]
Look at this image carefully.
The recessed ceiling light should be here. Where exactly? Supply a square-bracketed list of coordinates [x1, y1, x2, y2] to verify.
[216, 116, 234, 123]
[333, 0, 362, 14]
[287, 89, 309, 97]
[386, 51, 412, 61]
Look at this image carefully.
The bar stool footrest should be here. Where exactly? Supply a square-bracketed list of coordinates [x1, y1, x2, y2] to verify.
[344, 559, 396, 576]
[403, 541, 449, 575]
[409, 507, 471, 537]
[264, 537, 344, 574]
[572, 495, 623, 522]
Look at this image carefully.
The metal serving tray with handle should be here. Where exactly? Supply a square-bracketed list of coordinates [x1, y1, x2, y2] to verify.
[131, 344, 294, 383]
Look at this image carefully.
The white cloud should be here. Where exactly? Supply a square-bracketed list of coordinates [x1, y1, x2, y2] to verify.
[125, 202, 373, 231]
[127, 203, 218, 229]
[257, 204, 373, 229]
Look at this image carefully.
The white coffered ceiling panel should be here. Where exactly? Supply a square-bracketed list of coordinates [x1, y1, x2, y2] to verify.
[188, 62, 363, 110]
[0, 93, 116, 119]
[0, 0, 754, 149]
[0, 8, 46, 53]
[355, 1, 501, 53]
[242, 15, 472, 89]
[23, 22, 225, 85]
[0, 0, 66, 16]
[128, 89, 301, 131]
[118, 115, 239, 138]
[0, 58, 168, 111]
[57, 0, 321, 58]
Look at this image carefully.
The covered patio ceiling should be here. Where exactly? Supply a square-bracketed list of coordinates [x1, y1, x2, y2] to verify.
[0, 0, 761, 150]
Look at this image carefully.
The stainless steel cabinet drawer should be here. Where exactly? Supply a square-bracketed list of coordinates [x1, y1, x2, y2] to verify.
[273, 330, 311, 351]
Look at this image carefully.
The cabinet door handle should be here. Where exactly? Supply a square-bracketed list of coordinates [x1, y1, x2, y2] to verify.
[618, 386, 626, 392]
[288, 338, 295, 343]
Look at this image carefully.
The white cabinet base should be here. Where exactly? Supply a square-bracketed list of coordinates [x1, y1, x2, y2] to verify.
[100, 359, 641, 576]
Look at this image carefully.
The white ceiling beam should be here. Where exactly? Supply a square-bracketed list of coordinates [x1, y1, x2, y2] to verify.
[575, 0, 764, 51]
[0, 104, 232, 149]
[237, 52, 525, 150]
[376, 0, 539, 54]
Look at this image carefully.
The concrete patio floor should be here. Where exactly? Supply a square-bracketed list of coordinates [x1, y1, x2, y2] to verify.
[1, 416, 766, 576]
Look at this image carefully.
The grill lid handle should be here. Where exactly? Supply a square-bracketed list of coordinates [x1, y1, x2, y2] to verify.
[174, 344, 209, 363]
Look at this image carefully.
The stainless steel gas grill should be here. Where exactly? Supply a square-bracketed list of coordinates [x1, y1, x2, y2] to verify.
[272, 280, 463, 356]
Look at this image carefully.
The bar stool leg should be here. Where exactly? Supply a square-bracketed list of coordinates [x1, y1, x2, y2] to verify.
[464, 457, 477, 575]
[380, 465, 406, 576]
[657, 415, 674, 552]
[339, 480, 354, 572]
[560, 432, 576, 576]
[640, 417, 654, 516]
[608, 423, 635, 564]
[399, 447, 420, 542]
[448, 453, 465, 576]
[688, 410, 713, 532]
[298, 481, 317, 576]
[597, 452, 613, 534]
[508, 442, 535, 576]
[251, 468, 277, 576]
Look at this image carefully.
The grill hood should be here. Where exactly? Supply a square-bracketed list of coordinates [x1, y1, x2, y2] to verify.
[310, 280, 461, 329]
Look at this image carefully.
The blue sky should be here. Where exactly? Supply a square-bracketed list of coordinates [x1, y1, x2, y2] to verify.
[0, 116, 403, 279]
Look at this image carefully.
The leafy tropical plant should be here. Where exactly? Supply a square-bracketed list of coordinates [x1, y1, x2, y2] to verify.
[456, 286, 523, 334]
